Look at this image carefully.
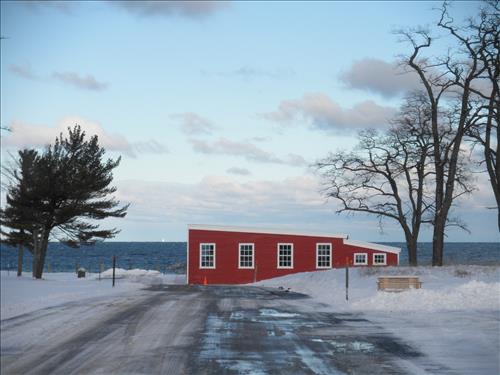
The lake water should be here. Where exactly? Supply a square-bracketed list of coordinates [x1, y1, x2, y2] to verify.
[0, 242, 498, 273]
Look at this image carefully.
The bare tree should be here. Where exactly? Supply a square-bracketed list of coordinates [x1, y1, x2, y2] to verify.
[465, 1, 499, 231]
[317, 92, 474, 265]
[397, 1, 497, 265]
[317, 93, 438, 266]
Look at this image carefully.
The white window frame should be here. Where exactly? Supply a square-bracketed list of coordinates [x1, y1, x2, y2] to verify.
[316, 243, 332, 269]
[354, 253, 368, 266]
[238, 243, 255, 269]
[199, 243, 216, 269]
[373, 253, 387, 266]
[277, 243, 294, 269]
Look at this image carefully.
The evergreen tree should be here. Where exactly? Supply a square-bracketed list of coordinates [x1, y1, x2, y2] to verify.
[1, 149, 38, 276]
[1, 125, 128, 278]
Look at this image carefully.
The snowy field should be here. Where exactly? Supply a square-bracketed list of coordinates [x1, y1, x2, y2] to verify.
[1, 266, 499, 374]
[0, 269, 185, 320]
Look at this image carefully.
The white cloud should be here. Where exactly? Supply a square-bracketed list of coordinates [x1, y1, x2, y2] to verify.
[261, 93, 395, 132]
[132, 140, 169, 155]
[8, 65, 109, 92]
[171, 112, 215, 135]
[21, 1, 74, 14]
[227, 167, 251, 176]
[111, 173, 499, 241]
[9, 64, 39, 80]
[340, 58, 494, 101]
[3, 117, 168, 158]
[112, 1, 228, 19]
[339, 58, 421, 98]
[115, 175, 329, 225]
[190, 137, 307, 166]
[52, 71, 108, 91]
[202, 66, 295, 80]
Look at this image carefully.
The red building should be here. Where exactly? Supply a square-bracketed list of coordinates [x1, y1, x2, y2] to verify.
[187, 224, 400, 285]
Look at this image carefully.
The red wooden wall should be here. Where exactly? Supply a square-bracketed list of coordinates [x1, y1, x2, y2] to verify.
[188, 229, 398, 285]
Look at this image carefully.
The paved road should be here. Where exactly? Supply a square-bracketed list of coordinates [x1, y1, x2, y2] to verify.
[1, 285, 454, 375]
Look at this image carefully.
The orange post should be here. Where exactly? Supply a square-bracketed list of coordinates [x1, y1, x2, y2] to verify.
[203, 276, 208, 285]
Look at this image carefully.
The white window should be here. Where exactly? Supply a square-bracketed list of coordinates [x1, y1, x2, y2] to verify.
[239, 243, 254, 269]
[277, 243, 293, 269]
[316, 243, 332, 269]
[354, 253, 368, 265]
[200, 243, 215, 269]
[373, 253, 387, 266]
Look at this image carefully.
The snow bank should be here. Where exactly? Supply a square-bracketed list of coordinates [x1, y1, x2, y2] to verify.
[256, 265, 500, 312]
[99, 268, 178, 285]
[1, 270, 186, 320]
[353, 280, 500, 311]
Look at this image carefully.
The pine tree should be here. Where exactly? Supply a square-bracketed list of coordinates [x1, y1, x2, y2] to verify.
[1, 125, 129, 278]
[1, 149, 39, 276]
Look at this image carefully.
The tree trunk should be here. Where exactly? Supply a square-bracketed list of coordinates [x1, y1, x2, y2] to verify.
[498, 208, 500, 233]
[405, 235, 418, 267]
[32, 231, 39, 278]
[432, 218, 445, 266]
[34, 233, 49, 279]
[17, 243, 24, 277]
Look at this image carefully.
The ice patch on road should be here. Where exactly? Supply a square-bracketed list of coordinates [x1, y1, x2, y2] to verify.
[310, 338, 375, 353]
[229, 312, 244, 320]
[350, 341, 375, 352]
[296, 345, 342, 375]
[311, 338, 325, 343]
[216, 360, 267, 375]
[259, 309, 300, 318]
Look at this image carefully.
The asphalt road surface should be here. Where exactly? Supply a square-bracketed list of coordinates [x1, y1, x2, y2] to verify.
[1, 285, 455, 375]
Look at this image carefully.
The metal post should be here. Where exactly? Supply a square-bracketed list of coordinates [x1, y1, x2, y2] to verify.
[345, 256, 349, 301]
[112, 255, 116, 287]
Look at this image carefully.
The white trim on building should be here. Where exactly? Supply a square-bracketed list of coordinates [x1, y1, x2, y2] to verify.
[353, 252, 368, 265]
[199, 243, 216, 269]
[316, 243, 332, 269]
[373, 253, 387, 266]
[238, 243, 255, 269]
[277, 243, 294, 269]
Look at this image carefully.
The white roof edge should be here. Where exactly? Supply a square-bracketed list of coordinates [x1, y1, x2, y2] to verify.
[344, 239, 401, 254]
[188, 224, 348, 239]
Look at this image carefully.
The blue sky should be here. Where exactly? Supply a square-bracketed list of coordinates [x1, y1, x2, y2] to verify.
[1, 1, 497, 242]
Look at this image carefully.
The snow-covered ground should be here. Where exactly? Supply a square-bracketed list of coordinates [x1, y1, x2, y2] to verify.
[256, 265, 500, 374]
[1, 266, 499, 374]
[0, 269, 185, 320]
[255, 265, 500, 312]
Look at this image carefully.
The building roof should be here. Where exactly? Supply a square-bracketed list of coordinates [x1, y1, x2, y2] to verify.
[188, 224, 401, 254]
[188, 224, 348, 239]
[344, 239, 401, 254]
